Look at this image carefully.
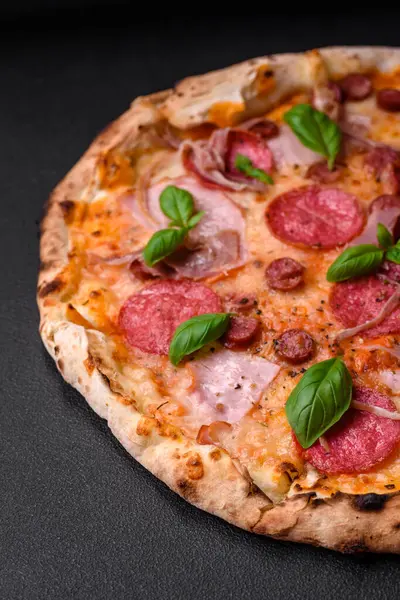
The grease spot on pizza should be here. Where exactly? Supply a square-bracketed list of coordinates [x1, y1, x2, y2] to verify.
[208, 101, 245, 127]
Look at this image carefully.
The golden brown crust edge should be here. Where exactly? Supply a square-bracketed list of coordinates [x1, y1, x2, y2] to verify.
[38, 46, 400, 553]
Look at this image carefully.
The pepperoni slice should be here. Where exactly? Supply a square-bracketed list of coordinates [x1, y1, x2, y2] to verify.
[119, 281, 221, 355]
[266, 186, 364, 249]
[225, 130, 274, 179]
[303, 387, 400, 474]
[274, 329, 314, 363]
[330, 275, 400, 338]
[222, 316, 259, 349]
[265, 257, 304, 291]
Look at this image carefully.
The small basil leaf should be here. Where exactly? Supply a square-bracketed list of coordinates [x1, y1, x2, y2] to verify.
[386, 246, 400, 264]
[160, 185, 194, 227]
[143, 228, 186, 267]
[169, 313, 230, 366]
[235, 153, 274, 185]
[187, 211, 205, 229]
[284, 104, 342, 170]
[377, 223, 393, 249]
[285, 358, 352, 449]
[326, 244, 384, 282]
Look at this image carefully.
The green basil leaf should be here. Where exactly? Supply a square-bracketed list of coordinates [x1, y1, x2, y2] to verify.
[160, 185, 194, 227]
[169, 313, 230, 366]
[386, 246, 400, 264]
[326, 244, 384, 282]
[377, 223, 393, 249]
[284, 104, 342, 170]
[235, 153, 274, 185]
[187, 211, 205, 229]
[285, 358, 352, 449]
[143, 228, 186, 267]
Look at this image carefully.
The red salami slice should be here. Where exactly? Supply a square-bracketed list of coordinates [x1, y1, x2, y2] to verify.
[303, 387, 400, 474]
[266, 186, 364, 248]
[330, 275, 400, 338]
[225, 130, 274, 180]
[119, 281, 221, 355]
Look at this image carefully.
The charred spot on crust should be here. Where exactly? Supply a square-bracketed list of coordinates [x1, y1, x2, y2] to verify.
[59, 200, 75, 218]
[39, 260, 53, 272]
[83, 354, 95, 375]
[176, 478, 198, 502]
[353, 493, 389, 511]
[341, 541, 369, 554]
[57, 359, 64, 373]
[38, 278, 63, 298]
[186, 453, 204, 480]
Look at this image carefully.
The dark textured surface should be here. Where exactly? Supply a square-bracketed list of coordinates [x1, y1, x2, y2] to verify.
[2, 12, 400, 600]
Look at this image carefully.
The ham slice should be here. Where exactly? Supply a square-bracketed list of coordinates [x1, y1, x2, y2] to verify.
[350, 195, 400, 246]
[124, 177, 247, 279]
[267, 125, 321, 170]
[186, 348, 280, 425]
[182, 129, 274, 192]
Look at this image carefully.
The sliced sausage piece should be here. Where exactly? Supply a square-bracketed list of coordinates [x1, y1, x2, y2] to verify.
[222, 316, 259, 349]
[266, 186, 364, 249]
[265, 257, 304, 291]
[302, 388, 400, 474]
[339, 73, 372, 101]
[306, 161, 342, 184]
[377, 89, 400, 112]
[274, 329, 314, 364]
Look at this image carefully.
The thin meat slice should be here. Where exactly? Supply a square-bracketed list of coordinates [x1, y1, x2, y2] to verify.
[350, 194, 400, 246]
[239, 117, 280, 139]
[222, 316, 259, 349]
[187, 348, 280, 425]
[267, 125, 322, 170]
[266, 185, 364, 249]
[303, 387, 400, 474]
[119, 280, 221, 355]
[330, 275, 400, 339]
[125, 177, 247, 278]
[182, 128, 274, 192]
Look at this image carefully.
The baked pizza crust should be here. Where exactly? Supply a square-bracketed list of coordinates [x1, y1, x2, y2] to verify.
[38, 46, 400, 553]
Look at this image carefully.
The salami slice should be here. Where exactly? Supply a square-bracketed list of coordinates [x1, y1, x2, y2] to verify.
[266, 186, 364, 248]
[303, 387, 400, 474]
[119, 281, 221, 355]
[225, 130, 274, 181]
[330, 275, 400, 338]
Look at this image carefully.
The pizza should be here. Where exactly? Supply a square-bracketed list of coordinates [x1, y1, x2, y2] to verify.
[38, 46, 400, 553]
